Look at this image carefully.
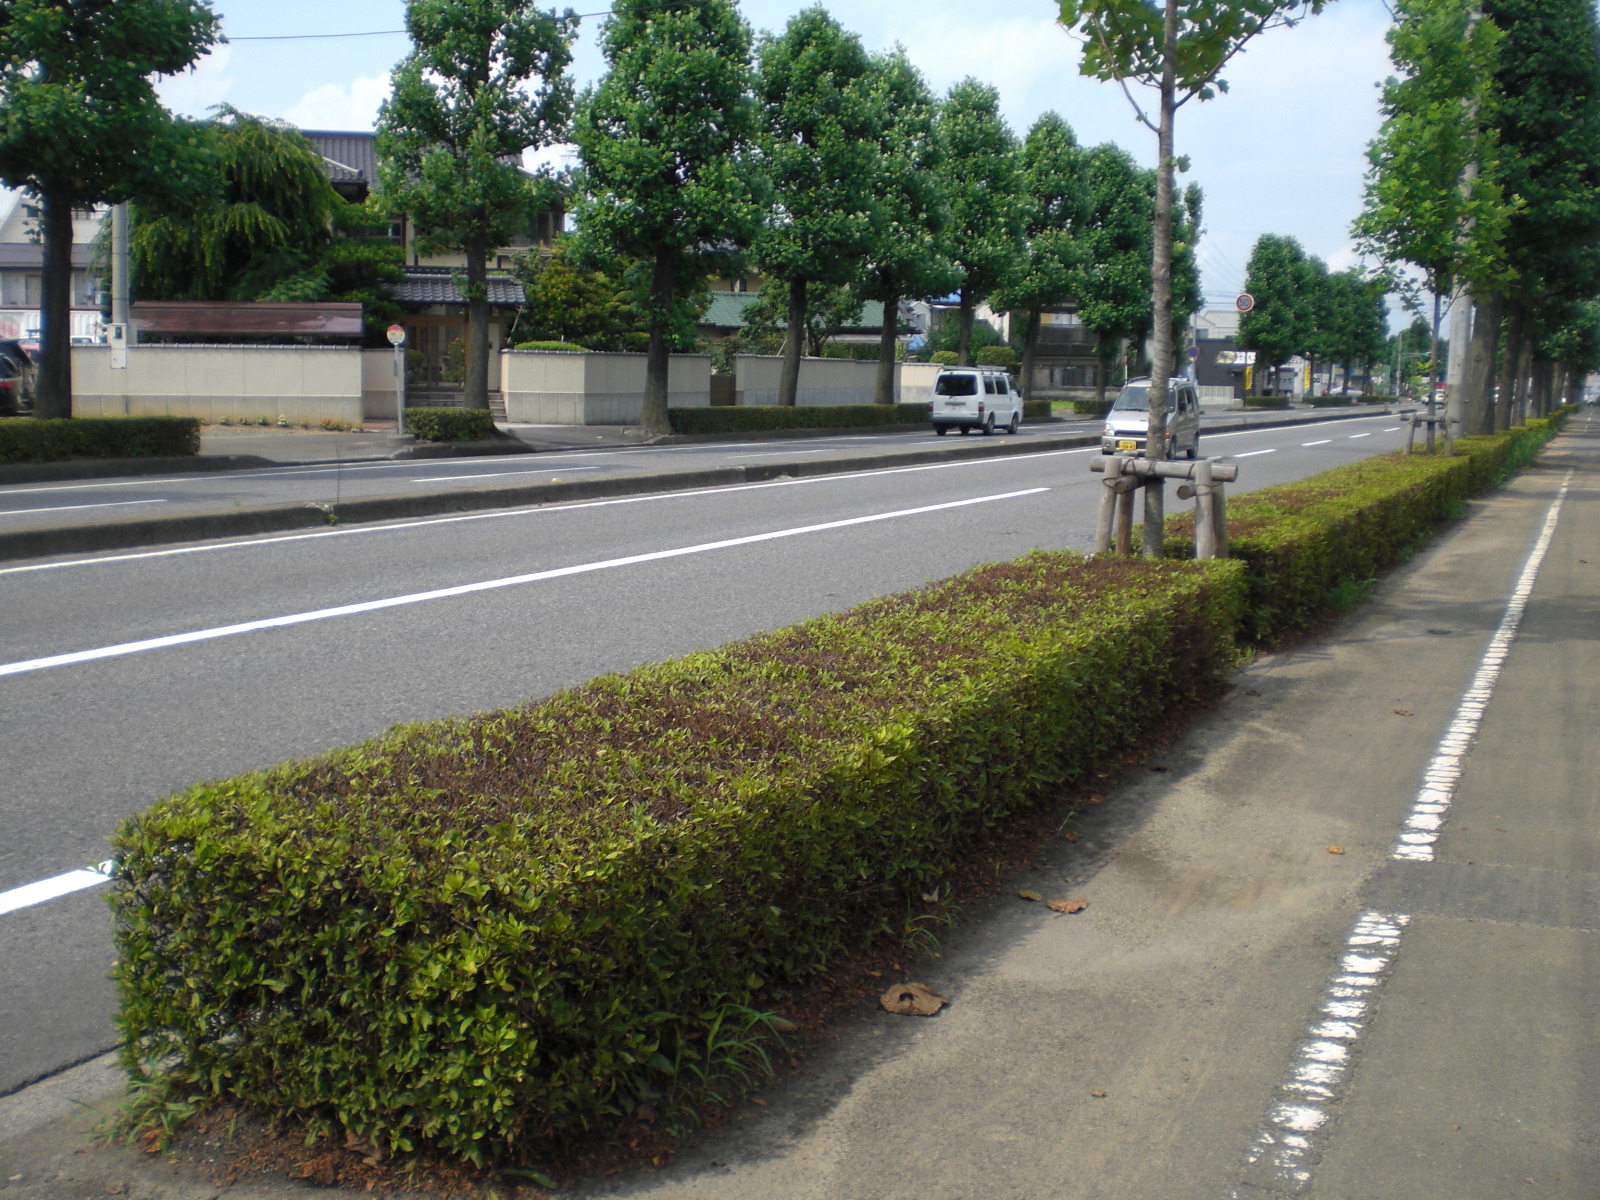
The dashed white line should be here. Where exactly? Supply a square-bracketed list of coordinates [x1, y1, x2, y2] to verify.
[1391, 471, 1572, 861]
[1302, 439, 1332, 447]
[0, 488, 1049, 678]
[0, 860, 114, 917]
[1348, 432, 1372, 439]
[0, 498, 167, 517]
[1234, 448, 1278, 458]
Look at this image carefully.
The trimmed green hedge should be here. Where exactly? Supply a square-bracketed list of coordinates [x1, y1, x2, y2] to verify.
[929, 351, 958, 365]
[976, 346, 1018, 368]
[1073, 398, 1113, 417]
[1243, 395, 1290, 409]
[0, 417, 200, 464]
[1304, 394, 1355, 407]
[113, 554, 1243, 1163]
[512, 341, 584, 353]
[404, 407, 497, 442]
[668, 403, 931, 434]
[1162, 412, 1570, 642]
[1023, 400, 1053, 419]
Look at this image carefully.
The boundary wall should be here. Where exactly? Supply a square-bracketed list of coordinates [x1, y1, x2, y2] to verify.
[501, 351, 711, 425]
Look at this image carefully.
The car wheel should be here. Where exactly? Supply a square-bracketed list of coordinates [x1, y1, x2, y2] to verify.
[983, 414, 995, 436]
[1007, 412, 1020, 434]
[935, 425, 948, 436]
[960, 425, 970, 435]
[1186, 436, 1199, 460]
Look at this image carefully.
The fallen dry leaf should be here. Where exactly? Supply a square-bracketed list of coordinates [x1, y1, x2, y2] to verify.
[1326, 845, 1345, 855]
[750, 1097, 767, 1106]
[1064, 832, 1080, 842]
[1088, 793, 1107, 805]
[1392, 708, 1414, 717]
[880, 981, 947, 1016]
[635, 1104, 658, 1124]
[1017, 889, 1043, 902]
[1090, 1090, 1107, 1098]
[1048, 897, 1089, 914]
[865, 969, 882, 978]
[921, 886, 941, 903]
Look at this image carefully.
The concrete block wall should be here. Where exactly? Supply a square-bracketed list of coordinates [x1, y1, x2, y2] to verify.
[500, 351, 712, 424]
[735, 356, 934, 406]
[71, 344, 364, 426]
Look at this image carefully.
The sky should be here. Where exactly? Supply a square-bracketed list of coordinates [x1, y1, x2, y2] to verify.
[154, 0, 1399, 317]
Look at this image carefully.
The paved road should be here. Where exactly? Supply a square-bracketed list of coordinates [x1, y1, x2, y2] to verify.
[0, 415, 1406, 1100]
[0, 407, 1397, 535]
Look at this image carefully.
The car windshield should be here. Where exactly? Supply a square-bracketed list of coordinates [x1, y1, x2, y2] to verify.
[935, 374, 979, 396]
[1111, 384, 1150, 412]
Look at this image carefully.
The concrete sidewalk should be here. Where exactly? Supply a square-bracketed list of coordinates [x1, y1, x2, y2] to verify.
[0, 414, 1592, 1197]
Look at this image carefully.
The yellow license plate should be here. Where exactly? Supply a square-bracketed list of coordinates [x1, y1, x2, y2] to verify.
[1116, 439, 1138, 451]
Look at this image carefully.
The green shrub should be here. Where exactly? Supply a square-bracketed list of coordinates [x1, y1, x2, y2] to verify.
[976, 346, 1018, 369]
[1243, 395, 1290, 409]
[929, 351, 958, 365]
[112, 553, 1243, 1165]
[0, 416, 200, 464]
[668, 404, 930, 434]
[1305, 394, 1355, 407]
[404, 407, 497, 442]
[1023, 400, 1053, 419]
[1162, 411, 1571, 642]
[512, 341, 584, 353]
[1073, 399, 1113, 416]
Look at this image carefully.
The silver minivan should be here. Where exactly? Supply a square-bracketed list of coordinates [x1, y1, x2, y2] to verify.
[931, 367, 1023, 436]
[1100, 377, 1202, 458]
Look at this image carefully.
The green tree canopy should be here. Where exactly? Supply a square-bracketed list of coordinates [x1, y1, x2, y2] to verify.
[937, 78, 1023, 365]
[752, 6, 881, 405]
[573, 0, 765, 432]
[1075, 143, 1153, 397]
[378, 0, 577, 411]
[1238, 233, 1310, 387]
[0, 0, 220, 417]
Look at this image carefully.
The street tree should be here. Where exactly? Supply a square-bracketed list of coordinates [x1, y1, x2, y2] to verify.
[994, 112, 1091, 402]
[1057, 0, 1325, 554]
[0, 0, 220, 418]
[937, 78, 1023, 366]
[1355, 0, 1507, 440]
[1238, 233, 1311, 393]
[752, 6, 879, 407]
[1075, 143, 1152, 402]
[378, 0, 577, 412]
[854, 49, 958, 405]
[574, 0, 765, 433]
[739, 280, 864, 357]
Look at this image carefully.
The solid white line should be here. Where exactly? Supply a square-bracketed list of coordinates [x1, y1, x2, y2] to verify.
[0, 498, 167, 517]
[409, 466, 598, 483]
[0, 488, 1049, 678]
[1234, 448, 1278, 458]
[0, 860, 114, 918]
[1302, 439, 1332, 447]
[0, 450, 1091, 578]
[1230, 912, 1411, 1196]
[1390, 472, 1573, 862]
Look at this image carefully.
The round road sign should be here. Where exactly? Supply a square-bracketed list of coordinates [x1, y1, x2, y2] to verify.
[1235, 293, 1255, 313]
[386, 324, 406, 346]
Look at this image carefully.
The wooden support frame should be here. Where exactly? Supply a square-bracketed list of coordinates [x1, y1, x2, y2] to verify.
[1092, 455, 1238, 560]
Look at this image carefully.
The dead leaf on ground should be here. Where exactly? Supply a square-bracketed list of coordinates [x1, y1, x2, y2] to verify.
[1018, 889, 1043, 902]
[1063, 832, 1080, 842]
[865, 969, 882, 978]
[1088, 793, 1107, 805]
[1090, 1090, 1107, 1098]
[1392, 708, 1414, 717]
[750, 1097, 767, 1106]
[1048, 897, 1089, 914]
[880, 982, 947, 1016]
[921, 886, 941, 903]
[635, 1104, 658, 1124]
[1326, 845, 1345, 855]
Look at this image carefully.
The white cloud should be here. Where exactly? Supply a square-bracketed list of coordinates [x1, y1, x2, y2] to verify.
[524, 143, 580, 175]
[279, 74, 392, 132]
[156, 45, 236, 120]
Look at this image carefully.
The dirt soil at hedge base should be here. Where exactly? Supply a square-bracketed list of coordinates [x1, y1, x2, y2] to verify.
[124, 690, 1219, 1200]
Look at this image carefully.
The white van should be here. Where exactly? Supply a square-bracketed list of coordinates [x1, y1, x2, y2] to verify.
[930, 366, 1023, 436]
[1100, 377, 1202, 458]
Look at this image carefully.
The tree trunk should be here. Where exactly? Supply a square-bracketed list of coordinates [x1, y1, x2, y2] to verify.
[1494, 304, 1523, 432]
[1426, 290, 1442, 452]
[1531, 357, 1553, 418]
[1142, 0, 1178, 559]
[36, 188, 75, 421]
[1512, 331, 1532, 425]
[957, 287, 975, 365]
[462, 222, 491, 412]
[641, 247, 674, 435]
[874, 292, 898, 406]
[778, 278, 805, 407]
[1020, 308, 1041, 403]
[1095, 350, 1108, 403]
[1463, 292, 1500, 436]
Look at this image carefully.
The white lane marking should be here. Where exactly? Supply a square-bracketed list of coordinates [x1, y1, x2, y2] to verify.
[1230, 913, 1411, 1196]
[1383, 427, 1401, 432]
[1391, 471, 1572, 862]
[0, 488, 1049, 677]
[409, 466, 599, 483]
[0, 860, 115, 917]
[1348, 432, 1372, 439]
[1302, 439, 1332, 447]
[0, 450, 1094, 578]
[0, 498, 167, 517]
[1234, 448, 1278, 458]
[727, 450, 829, 459]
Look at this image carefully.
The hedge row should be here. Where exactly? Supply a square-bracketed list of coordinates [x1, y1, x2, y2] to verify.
[404, 407, 497, 442]
[112, 554, 1243, 1163]
[1243, 395, 1290, 409]
[1162, 411, 1570, 642]
[0, 416, 200, 464]
[668, 403, 931, 434]
[1073, 398, 1113, 416]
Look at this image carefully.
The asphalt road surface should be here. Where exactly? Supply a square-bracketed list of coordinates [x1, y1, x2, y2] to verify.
[0, 414, 1408, 1098]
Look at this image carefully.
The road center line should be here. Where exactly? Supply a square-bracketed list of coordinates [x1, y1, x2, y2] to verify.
[0, 860, 114, 918]
[1349, 432, 1372, 439]
[0, 488, 1049, 678]
[1234, 448, 1278, 458]
[1302, 439, 1332, 447]
[409, 466, 599, 483]
[0, 498, 167, 517]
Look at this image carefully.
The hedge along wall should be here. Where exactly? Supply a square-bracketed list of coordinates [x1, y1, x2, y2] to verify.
[112, 553, 1243, 1163]
[668, 402, 930, 434]
[1162, 411, 1571, 643]
[0, 416, 200, 464]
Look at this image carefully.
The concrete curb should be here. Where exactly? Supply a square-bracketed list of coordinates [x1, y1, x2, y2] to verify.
[0, 406, 1405, 563]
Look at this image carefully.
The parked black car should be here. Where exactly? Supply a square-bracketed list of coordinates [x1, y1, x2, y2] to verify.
[0, 338, 37, 410]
